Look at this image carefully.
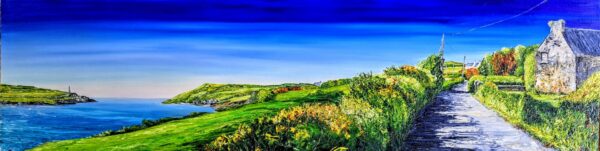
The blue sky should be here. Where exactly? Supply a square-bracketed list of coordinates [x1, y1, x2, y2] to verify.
[2, 0, 599, 98]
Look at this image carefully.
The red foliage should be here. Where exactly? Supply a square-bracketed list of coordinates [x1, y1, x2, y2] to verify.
[272, 86, 303, 94]
[491, 51, 516, 75]
[465, 68, 479, 79]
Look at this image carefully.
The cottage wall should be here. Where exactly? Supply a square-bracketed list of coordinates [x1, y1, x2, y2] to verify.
[535, 20, 577, 93]
[576, 56, 600, 86]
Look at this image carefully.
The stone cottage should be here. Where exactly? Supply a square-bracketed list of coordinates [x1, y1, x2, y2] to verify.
[535, 20, 600, 93]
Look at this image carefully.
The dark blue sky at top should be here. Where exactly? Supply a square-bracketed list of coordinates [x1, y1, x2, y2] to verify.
[2, 0, 599, 98]
[3, 0, 599, 28]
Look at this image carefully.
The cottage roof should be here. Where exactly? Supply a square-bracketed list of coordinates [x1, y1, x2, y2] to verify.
[564, 28, 600, 56]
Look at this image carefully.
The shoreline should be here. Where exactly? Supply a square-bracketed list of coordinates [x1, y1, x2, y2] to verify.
[0, 94, 96, 105]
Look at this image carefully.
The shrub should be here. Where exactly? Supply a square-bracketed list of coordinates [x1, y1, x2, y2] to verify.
[250, 89, 274, 103]
[418, 55, 444, 91]
[465, 68, 479, 80]
[272, 86, 303, 94]
[565, 72, 600, 103]
[205, 104, 353, 151]
[384, 65, 431, 86]
[346, 72, 436, 150]
[467, 75, 486, 92]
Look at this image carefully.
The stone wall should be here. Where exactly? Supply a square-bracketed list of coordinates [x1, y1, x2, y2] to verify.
[576, 56, 600, 86]
[535, 20, 577, 93]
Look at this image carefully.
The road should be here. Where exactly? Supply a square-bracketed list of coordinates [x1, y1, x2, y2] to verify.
[404, 83, 551, 150]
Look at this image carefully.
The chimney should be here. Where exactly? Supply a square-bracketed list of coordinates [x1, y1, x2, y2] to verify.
[548, 19, 566, 35]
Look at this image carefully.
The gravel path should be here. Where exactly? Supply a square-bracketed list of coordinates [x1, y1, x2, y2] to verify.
[404, 83, 552, 150]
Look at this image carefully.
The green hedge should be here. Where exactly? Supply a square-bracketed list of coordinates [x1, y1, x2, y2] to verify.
[474, 82, 598, 150]
[467, 75, 523, 92]
[524, 51, 537, 92]
[206, 64, 442, 150]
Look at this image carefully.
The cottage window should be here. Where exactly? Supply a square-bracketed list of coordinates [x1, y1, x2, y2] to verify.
[540, 52, 549, 64]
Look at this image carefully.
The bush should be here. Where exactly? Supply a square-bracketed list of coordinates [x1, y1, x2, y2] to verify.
[418, 55, 444, 91]
[465, 68, 479, 80]
[565, 72, 600, 103]
[250, 89, 274, 103]
[467, 75, 486, 92]
[345, 71, 436, 149]
[384, 65, 432, 86]
[205, 104, 353, 151]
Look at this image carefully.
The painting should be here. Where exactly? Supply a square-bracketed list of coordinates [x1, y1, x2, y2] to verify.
[1, 0, 599, 150]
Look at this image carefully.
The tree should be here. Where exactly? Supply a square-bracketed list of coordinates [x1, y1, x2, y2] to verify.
[491, 51, 517, 76]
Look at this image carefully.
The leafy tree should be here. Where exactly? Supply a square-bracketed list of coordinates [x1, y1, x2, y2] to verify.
[492, 51, 517, 75]
[418, 55, 443, 91]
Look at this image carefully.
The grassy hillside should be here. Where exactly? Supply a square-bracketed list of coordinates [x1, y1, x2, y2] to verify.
[163, 83, 317, 110]
[33, 85, 348, 150]
[0, 84, 94, 105]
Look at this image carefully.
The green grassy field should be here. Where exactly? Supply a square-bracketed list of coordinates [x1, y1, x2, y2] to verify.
[32, 85, 349, 151]
[443, 62, 465, 90]
[0, 84, 89, 105]
[163, 83, 318, 110]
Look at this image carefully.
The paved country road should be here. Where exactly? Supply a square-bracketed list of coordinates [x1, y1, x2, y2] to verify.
[404, 83, 552, 150]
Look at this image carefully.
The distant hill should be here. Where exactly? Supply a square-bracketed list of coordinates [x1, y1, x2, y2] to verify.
[0, 84, 95, 105]
[163, 83, 318, 110]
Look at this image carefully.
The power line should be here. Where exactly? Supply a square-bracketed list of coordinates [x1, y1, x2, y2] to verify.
[452, 0, 549, 35]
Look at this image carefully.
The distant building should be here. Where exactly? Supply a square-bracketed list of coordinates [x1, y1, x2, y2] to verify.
[535, 20, 600, 93]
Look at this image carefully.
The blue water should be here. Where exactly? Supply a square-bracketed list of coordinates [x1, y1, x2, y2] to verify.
[0, 98, 214, 151]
